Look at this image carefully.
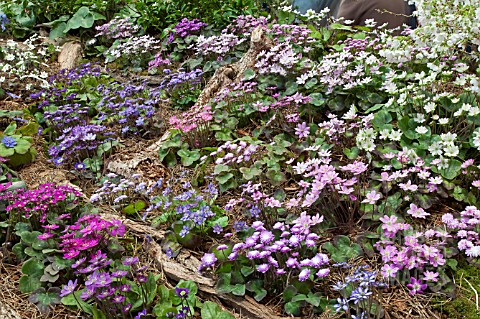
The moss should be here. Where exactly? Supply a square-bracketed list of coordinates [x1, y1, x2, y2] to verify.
[432, 261, 480, 319]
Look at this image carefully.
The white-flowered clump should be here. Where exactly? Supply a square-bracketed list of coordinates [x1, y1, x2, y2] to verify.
[194, 34, 246, 57]
[106, 35, 160, 62]
[0, 34, 58, 93]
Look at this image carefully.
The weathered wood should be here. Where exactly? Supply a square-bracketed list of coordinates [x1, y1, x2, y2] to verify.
[193, 26, 271, 108]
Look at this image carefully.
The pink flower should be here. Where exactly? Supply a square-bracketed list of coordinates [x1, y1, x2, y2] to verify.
[406, 277, 427, 295]
[362, 190, 382, 204]
[381, 264, 398, 278]
[423, 271, 439, 282]
[64, 250, 80, 259]
[406, 203, 430, 219]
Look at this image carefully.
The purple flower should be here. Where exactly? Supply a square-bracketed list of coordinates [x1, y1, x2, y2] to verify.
[406, 277, 427, 295]
[112, 295, 126, 304]
[350, 287, 372, 304]
[60, 279, 77, 297]
[316, 268, 330, 278]
[175, 287, 190, 298]
[212, 223, 223, 234]
[134, 309, 147, 319]
[199, 253, 217, 271]
[295, 122, 310, 138]
[257, 263, 270, 273]
[334, 298, 349, 312]
[123, 256, 139, 266]
[298, 268, 310, 281]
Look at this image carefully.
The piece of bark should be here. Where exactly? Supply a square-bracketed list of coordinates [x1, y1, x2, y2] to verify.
[58, 41, 83, 70]
[194, 26, 271, 108]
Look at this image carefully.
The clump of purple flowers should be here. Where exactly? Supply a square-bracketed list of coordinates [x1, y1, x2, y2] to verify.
[224, 15, 268, 36]
[443, 206, 480, 258]
[148, 180, 223, 240]
[41, 214, 126, 259]
[95, 81, 162, 135]
[199, 211, 329, 285]
[170, 18, 208, 41]
[60, 249, 155, 318]
[48, 124, 113, 166]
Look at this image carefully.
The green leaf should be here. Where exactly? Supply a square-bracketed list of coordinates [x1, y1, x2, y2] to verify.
[61, 291, 93, 315]
[214, 164, 231, 175]
[440, 159, 462, 180]
[284, 301, 302, 316]
[231, 284, 245, 296]
[343, 147, 359, 159]
[304, 78, 318, 90]
[22, 258, 44, 276]
[282, 285, 297, 302]
[17, 122, 39, 136]
[215, 172, 234, 185]
[0, 144, 15, 157]
[20, 231, 42, 244]
[19, 275, 42, 293]
[446, 259, 457, 271]
[372, 110, 392, 129]
[201, 301, 235, 319]
[122, 200, 147, 215]
[309, 93, 324, 106]
[266, 170, 286, 185]
[244, 69, 255, 81]
[177, 149, 200, 166]
[146, 273, 157, 304]
[285, 82, 298, 96]
[240, 166, 262, 180]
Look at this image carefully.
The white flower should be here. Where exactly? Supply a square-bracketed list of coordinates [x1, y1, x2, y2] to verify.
[428, 141, 443, 156]
[465, 246, 480, 258]
[441, 132, 457, 145]
[415, 126, 428, 134]
[389, 130, 402, 141]
[413, 113, 426, 123]
[438, 118, 449, 125]
[443, 144, 459, 157]
[424, 102, 436, 113]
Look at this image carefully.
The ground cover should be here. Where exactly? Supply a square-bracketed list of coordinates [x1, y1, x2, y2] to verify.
[1, 0, 480, 318]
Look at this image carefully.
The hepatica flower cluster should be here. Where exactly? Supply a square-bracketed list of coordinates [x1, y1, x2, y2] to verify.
[148, 179, 225, 239]
[0, 183, 83, 224]
[200, 212, 329, 284]
[332, 265, 387, 318]
[29, 64, 163, 167]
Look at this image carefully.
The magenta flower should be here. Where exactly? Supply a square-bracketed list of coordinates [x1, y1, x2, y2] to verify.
[406, 277, 427, 295]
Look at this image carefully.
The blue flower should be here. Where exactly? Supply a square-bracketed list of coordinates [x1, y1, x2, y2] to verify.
[0, 13, 9, 32]
[1, 136, 16, 148]
[334, 297, 349, 312]
[349, 287, 372, 304]
[74, 162, 86, 170]
[134, 309, 147, 319]
[213, 223, 223, 234]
